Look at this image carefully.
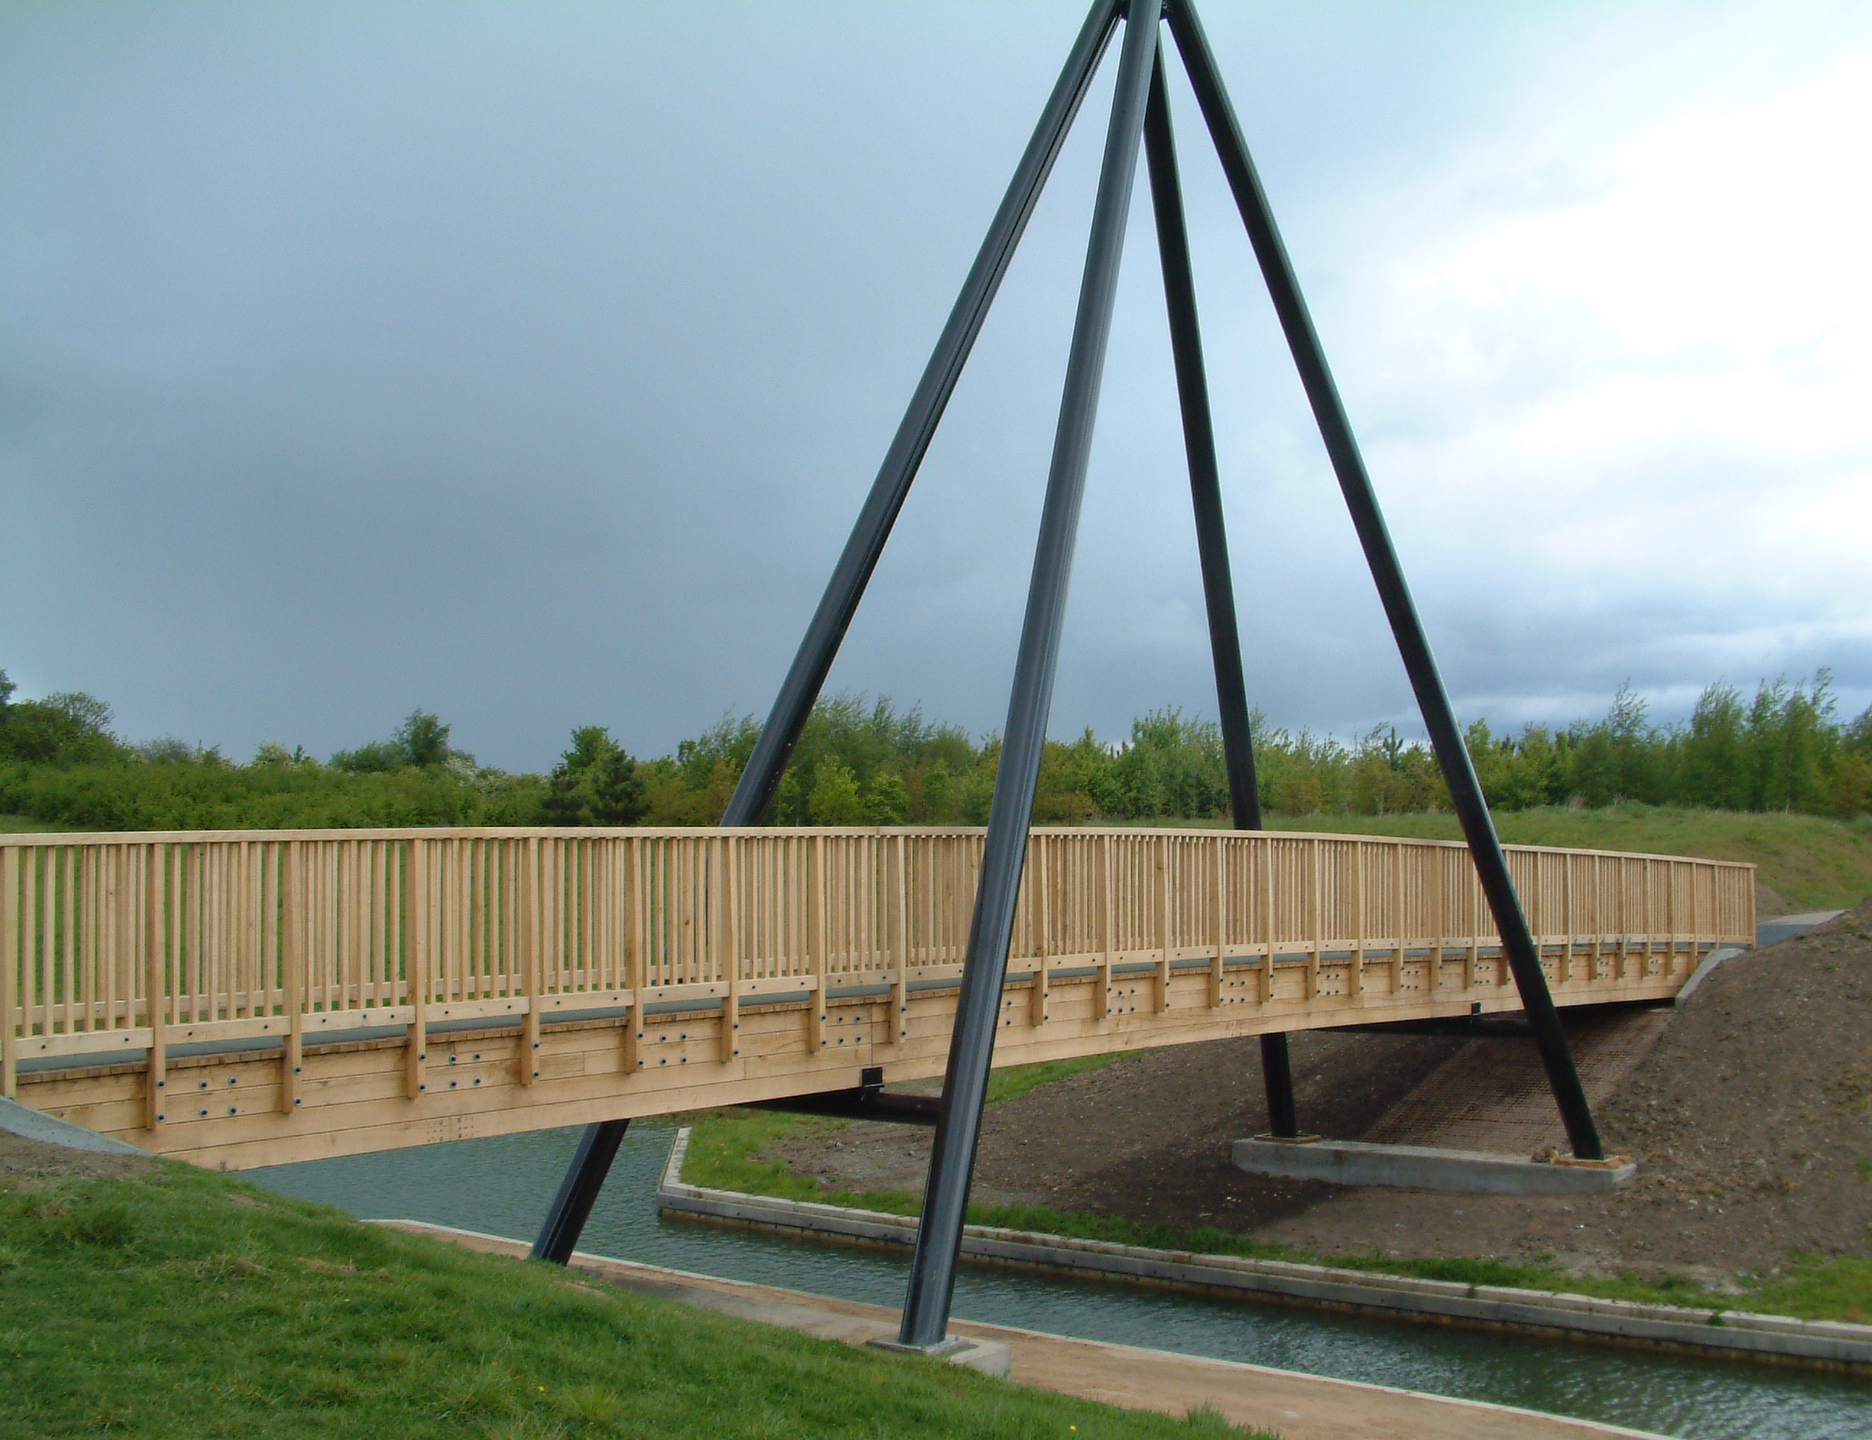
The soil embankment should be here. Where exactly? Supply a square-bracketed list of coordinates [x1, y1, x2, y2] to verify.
[764, 904, 1872, 1282]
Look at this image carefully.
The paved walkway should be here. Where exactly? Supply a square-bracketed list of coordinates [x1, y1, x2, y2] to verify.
[1757, 910, 1844, 947]
[379, 1219, 1667, 1440]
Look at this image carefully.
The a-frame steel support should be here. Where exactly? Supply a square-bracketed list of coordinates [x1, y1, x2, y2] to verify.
[535, 0, 1605, 1341]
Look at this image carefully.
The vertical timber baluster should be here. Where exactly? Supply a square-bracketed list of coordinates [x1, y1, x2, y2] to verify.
[144, 844, 167, 1129]
[721, 836, 740, 1063]
[1688, 860, 1701, 979]
[1392, 840, 1406, 997]
[1156, 837, 1172, 1013]
[1261, 836, 1275, 1004]
[281, 840, 303, 1114]
[1210, 837, 1225, 1009]
[624, 838, 642, 1074]
[893, 833, 909, 1045]
[1307, 840, 1322, 1001]
[0, 846, 15, 1099]
[1031, 836, 1050, 1026]
[405, 840, 427, 1099]
[1562, 850, 1575, 986]
[1355, 842, 1370, 1003]
[521, 837, 541, 1085]
[1097, 834, 1114, 1021]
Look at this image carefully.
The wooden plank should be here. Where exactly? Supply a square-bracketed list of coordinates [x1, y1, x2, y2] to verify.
[405, 841, 428, 1099]
[520, 838, 540, 1085]
[0, 826, 1755, 1168]
[1308, 840, 1322, 1001]
[1209, 839, 1226, 1010]
[1, 845, 15, 1099]
[809, 835, 828, 1052]
[280, 840, 303, 1116]
[143, 845, 167, 1130]
[1391, 840, 1406, 995]
[721, 836, 740, 1062]
[1096, 833, 1114, 1022]
[1156, 838, 1172, 1014]
[623, 836, 642, 1075]
[893, 832, 909, 1043]
[1031, 835, 1050, 1026]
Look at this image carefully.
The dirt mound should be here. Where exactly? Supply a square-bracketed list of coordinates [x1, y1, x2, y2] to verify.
[1256, 905, 1872, 1277]
[767, 903, 1872, 1280]
[0, 1131, 159, 1185]
[768, 1027, 1468, 1224]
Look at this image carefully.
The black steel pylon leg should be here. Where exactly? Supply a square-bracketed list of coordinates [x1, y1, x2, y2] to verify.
[534, 0, 1125, 1266]
[530, 1118, 629, 1265]
[1259, 1032, 1299, 1136]
[1142, 45, 1300, 1137]
[1165, 0, 1603, 1158]
[898, 4, 1162, 1350]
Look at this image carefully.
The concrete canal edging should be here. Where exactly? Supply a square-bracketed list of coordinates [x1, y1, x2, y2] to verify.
[656, 1128, 1872, 1374]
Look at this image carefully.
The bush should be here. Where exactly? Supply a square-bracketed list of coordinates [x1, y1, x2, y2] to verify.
[3, 664, 1868, 834]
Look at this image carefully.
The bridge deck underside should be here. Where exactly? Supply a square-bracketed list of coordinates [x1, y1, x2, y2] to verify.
[1, 826, 1752, 1169]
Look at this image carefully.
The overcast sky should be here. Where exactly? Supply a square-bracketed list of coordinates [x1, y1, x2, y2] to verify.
[4, 1, 1868, 771]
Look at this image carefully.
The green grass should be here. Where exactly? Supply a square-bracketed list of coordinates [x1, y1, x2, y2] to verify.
[0, 1159, 1271, 1440]
[679, 1058, 1138, 1220]
[0, 813, 72, 834]
[681, 1092, 1872, 1327]
[1261, 806, 1872, 911]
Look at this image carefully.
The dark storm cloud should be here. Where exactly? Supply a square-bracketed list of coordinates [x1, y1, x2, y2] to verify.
[3, 1, 1867, 769]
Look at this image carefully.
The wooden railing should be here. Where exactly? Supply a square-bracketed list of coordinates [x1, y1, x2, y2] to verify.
[1, 826, 1754, 1105]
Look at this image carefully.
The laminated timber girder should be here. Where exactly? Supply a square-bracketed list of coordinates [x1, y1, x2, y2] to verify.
[1, 826, 1754, 1170]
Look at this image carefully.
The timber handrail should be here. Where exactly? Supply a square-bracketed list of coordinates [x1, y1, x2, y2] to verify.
[1, 826, 1755, 1101]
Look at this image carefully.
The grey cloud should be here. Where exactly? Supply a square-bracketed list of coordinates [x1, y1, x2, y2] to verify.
[3, 1, 1865, 769]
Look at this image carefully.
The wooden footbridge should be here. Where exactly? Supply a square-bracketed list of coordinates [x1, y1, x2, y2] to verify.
[1, 826, 1752, 1170]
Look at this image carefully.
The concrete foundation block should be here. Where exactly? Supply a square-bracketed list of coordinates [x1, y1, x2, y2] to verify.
[867, 1334, 1012, 1378]
[1232, 1136, 1635, 1195]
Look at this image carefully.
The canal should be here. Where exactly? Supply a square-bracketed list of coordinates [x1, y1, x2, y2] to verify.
[251, 1121, 1871, 1440]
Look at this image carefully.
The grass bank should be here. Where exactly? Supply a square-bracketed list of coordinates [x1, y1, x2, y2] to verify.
[678, 1084, 1872, 1327]
[1262, 806, 1872, 911]
[0, 813, 72, 834]
[0, 1153, 1267, 1439]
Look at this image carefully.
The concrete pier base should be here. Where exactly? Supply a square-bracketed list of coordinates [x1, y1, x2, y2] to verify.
[866, 1333, 1013, 1377]
[1232, 1136, 1635, 1195]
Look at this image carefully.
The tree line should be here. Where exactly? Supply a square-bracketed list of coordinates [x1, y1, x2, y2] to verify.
[1, 666, 1867, 833]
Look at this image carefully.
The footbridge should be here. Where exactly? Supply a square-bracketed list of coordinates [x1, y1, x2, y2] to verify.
[1, 826, 1752, 1170]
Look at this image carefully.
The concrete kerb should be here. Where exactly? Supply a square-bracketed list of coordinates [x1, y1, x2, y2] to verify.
[1673, 946, 1747, 1007]
[656, 1128, 1872, 1373]
[865, 1333, 1013, 1377]
[1231, 1137, 1637, 1195]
